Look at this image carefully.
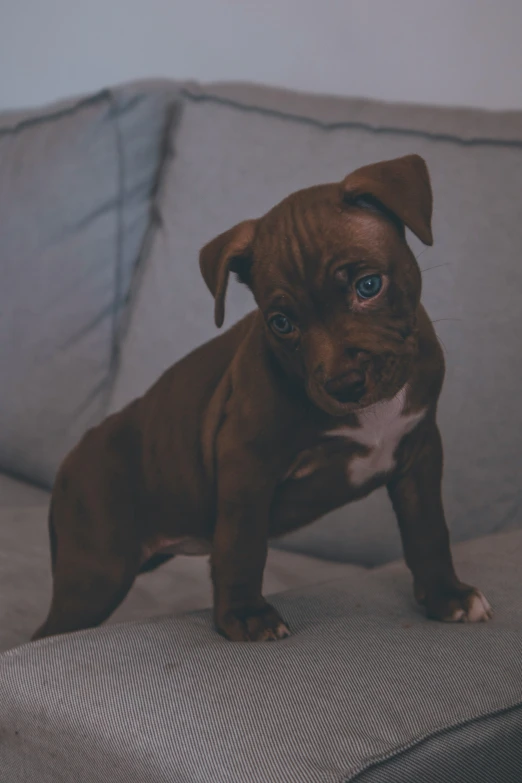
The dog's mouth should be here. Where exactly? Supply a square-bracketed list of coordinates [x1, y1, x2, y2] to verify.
[307, 353, 414, 416]
[323, 369, 366, 405]
[307, 377, 368, 416]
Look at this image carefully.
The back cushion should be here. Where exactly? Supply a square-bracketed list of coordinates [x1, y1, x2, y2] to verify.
[0, 82, 179, 487]
[109, 83, 522, 566]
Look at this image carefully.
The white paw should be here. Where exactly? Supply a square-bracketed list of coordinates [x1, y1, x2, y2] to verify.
[261, 621, 291, 641]
[449, 590, 493, 623]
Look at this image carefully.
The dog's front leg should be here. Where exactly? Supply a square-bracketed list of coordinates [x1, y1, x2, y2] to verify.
[211, 447, 290, 642]
[387, 422, 492, 623]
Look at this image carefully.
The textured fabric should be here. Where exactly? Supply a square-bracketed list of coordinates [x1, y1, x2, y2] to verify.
[0, 502, 360, 653]
[354, 708, 522, 783]
[0, 84, 179, 487]
[109, 83, 522, 566]
[1, 530, 520, 782]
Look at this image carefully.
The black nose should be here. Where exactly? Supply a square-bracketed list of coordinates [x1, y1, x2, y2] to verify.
[324, 370, 366, 403]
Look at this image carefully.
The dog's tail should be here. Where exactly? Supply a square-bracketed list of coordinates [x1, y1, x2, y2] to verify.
[138, 552, 174, 574]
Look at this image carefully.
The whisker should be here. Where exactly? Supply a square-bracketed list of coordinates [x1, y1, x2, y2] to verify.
[421, 262, 451, 273]
[430, 318, 462, 324]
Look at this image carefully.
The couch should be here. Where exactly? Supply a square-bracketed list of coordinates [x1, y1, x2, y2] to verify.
[1, 80, 521, 782]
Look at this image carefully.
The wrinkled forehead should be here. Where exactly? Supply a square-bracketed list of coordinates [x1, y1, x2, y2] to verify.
[251, 185, 403, 299]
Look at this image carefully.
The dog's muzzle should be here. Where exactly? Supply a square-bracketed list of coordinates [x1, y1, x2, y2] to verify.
[324, 370, 366, 404]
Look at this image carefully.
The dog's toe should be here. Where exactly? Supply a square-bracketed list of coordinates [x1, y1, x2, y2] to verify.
[422, 584, 493, 624]
[245, 605, 291, 641]
[217, 603, 291, 642]
[256, 623, 290, 642]
[449, 590, 492, 623]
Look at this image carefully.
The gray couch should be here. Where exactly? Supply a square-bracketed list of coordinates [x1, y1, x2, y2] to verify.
[1, 80, 521, 782]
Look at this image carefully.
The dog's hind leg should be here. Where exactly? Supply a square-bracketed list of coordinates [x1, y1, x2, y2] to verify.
[138, 552, 175, 573]
[33, 429, 143, 641]
[33, 496, 142, 640]
[33, 559, 139, 641]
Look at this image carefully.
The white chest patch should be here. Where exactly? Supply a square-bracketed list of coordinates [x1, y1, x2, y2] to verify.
[326, 386, 426, 486]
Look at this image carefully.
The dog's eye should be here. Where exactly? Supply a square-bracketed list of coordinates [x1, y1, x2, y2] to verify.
[355, 274, 382, 299]
[269, 314, 295, 335]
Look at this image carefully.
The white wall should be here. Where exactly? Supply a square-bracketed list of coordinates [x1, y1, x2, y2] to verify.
[1, 0, 522, 111]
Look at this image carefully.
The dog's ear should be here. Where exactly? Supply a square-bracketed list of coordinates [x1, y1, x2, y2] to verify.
[199, 220, 257, 328]
[342, 154, 433, 246]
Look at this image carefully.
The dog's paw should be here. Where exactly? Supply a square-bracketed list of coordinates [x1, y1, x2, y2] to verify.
[416, 583, 493, 623]
[216, 603, 291, 642]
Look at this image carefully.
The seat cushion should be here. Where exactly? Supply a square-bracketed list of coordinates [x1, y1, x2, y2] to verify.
[0, 473, 50, 508]
[0, 82, 180, 487]
[0, 502, 361, 653]
[108, 82, 522, 567]
[1, 530, 521, 782]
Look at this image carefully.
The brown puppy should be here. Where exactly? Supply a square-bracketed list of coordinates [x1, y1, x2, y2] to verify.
[34, 154, 492, 643]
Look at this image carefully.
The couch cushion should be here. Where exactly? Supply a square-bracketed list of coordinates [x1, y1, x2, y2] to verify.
[0, 82, 180, 487]
[0, 473, 50, 508]
[0, 502, 360, 653]
[108, 82, 522, 566]
[1, 530, 520, 782]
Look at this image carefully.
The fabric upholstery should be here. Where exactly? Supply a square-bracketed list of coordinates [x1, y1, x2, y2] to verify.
[0, 473, 50, 508]
[0, 83, 180, 487]
[2, 80, 521, 783]
[108, 82, 522, 566]
[1, 529, 520, 782]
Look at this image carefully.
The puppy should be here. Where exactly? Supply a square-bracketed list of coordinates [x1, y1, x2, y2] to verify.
[34, 154, 492, 643]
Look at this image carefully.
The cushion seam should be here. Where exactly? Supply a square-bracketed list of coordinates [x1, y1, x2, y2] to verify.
[345, 699, 522, 782]
[0, 467, 51, 494]
[103, 99, 185, 399]
[0, 89, 111, 136]
[180, 88, 522, 149]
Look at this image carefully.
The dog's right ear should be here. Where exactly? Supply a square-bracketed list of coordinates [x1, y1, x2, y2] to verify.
[342, 154, 433, 246]
[199, 220, 257, 328]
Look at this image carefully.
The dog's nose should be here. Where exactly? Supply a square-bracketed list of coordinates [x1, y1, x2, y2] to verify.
[324, 370, 366, 403]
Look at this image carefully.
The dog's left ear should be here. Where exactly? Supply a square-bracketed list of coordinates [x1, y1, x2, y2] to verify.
[342, 154, 433, 246]
[199, 219, 257, 328]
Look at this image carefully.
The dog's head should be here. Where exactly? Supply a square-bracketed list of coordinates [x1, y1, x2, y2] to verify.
[200, 155, 433, 416]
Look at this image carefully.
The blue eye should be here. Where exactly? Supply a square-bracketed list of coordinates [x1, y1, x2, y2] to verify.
[355, 274, 382, 299]
[269, 314, 294, 335]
